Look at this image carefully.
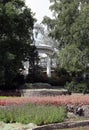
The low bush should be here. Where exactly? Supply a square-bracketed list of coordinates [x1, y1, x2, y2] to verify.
[48, 75, 71, 86]
[26, 68, 71, 87]
[0, 104, 67, 125]
[65, 81, 89, 94]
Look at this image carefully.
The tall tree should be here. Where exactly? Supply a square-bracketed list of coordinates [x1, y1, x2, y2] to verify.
[42, 0, 89, 73]
[0, 0, 35, 88]
[43, 0, 79, 46]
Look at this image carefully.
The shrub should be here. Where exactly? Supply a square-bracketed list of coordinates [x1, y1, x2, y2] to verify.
[48, 75, 70, 87]
[56, 68, 69, 77]
[76, 82, 89, 94]
[65, 81, 89, 94]
[65, 81, 76, 93]
[0, 104, 67, 125]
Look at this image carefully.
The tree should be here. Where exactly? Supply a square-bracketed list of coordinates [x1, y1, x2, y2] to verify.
[59, 44, 88, 73]
[0, 0, 35, 88]
[70, 3, 89, 50]
[42, 0, 89, 74]
[24, 45, 40, 82]
[43, 0, 79, 45]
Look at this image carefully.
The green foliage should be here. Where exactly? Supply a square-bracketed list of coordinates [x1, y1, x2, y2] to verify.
[43, 0, 79, 45]
[48, 75, 70, 86]
[0, 104, 67, 125]
[70, 4, 89, 49]
[0, 0, 36, 88]
[56, 68, 70, 77]
[59, 44, 88, 73]
[42, 0, 89, 74]
[48, 68, 71, 86]
[65, 81, 77, 93]
[26, 45, 40, 83]
[65, 81, 89, 94]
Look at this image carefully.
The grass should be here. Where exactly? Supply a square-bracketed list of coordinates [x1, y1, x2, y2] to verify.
[0, 96, 12, 99]
[0, 104, 67, 125]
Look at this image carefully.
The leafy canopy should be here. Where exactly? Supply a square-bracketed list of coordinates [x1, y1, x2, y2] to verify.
[42, 0, 89, 73]
[0, 0, 36, 88]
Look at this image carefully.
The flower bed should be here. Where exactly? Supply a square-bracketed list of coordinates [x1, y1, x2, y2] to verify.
[0, 94, 89, 106]
[0, 104, 67, 125]
[0, 94, 89, 129]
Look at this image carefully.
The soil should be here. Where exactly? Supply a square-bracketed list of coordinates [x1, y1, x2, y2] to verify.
[55, 126, 89, 130]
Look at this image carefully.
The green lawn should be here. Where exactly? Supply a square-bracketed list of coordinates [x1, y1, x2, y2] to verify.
[0, 96, 11, 99]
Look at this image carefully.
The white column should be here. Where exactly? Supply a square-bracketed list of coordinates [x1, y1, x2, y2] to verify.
[47, 55, 51, 77]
